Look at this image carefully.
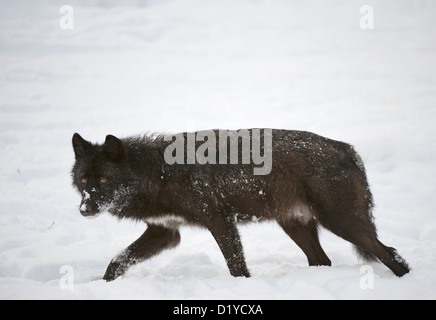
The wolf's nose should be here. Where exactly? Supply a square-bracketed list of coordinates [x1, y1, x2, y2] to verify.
[79, 201, 99, 216]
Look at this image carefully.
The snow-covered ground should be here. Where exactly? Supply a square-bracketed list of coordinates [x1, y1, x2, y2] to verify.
[1, 0, 436, 300]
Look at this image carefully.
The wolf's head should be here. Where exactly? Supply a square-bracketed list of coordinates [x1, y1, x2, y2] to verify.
[71, 133, 137, 217]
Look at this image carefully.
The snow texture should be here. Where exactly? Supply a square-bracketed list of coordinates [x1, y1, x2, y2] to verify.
[1, 0, 436, 300]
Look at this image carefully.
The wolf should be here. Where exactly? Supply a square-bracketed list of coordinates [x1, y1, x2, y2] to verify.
[71, 129, 410, 281]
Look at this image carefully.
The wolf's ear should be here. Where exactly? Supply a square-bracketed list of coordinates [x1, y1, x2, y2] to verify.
[104, 135, 127, 162]
[72, 133, 91, 159]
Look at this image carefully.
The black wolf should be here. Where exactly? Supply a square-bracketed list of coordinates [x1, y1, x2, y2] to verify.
[71, 129, 410, 281]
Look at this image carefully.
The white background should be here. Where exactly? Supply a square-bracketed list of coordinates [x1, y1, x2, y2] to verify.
[0, 0, 435, 299]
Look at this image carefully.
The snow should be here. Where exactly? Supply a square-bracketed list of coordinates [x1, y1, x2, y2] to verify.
[1, 0, 436, 300]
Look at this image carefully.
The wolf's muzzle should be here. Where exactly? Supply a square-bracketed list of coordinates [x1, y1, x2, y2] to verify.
[79, 200, 99, 217]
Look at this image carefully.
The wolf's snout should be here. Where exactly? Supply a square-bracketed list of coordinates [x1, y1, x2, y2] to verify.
[79, 200, 99, 216]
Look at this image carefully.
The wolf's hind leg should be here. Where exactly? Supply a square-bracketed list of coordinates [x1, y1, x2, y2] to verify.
[317, 206, 410, 277]
[278, 219, 331, 267]
[103, 224, 181, 281]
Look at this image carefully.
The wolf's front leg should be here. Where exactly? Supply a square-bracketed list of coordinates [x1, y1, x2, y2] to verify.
[207, 215, 250, 278]
[103, 224, 181, 281]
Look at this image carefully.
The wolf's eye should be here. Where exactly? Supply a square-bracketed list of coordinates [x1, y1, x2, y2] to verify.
[100, 177, 107, 183]
[81, 178, 88, 184]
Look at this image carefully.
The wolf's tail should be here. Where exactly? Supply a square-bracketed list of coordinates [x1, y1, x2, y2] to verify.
[354, 245, 378, 262]
[348, 145, 378, 262]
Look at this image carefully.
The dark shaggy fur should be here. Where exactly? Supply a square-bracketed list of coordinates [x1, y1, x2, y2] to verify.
[71, 129, 410, 281]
